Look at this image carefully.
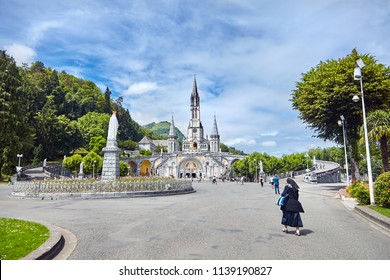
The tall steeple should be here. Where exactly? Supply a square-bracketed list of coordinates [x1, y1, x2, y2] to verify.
[183, 75, 207, 151]
[168, 115, 179, 153]
[169, 114, 177, 138]
[209, 114, 220, 152]
[191, 74, 200, 107]
[210, 114, 219, 137]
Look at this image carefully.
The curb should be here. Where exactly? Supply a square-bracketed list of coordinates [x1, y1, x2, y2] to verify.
[21, 223, 77, 260]
[354, 205, 390, 231]
[338, 189, 390, 233]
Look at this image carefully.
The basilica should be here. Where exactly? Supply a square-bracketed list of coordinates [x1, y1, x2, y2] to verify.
[123, 77, 244, 179]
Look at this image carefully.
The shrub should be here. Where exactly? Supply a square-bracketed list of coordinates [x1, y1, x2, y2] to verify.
[374, 172, 390, 207]
[119, 161, 129, 176]
[82, 151, 103, 174]
[347, 181, 370, 205]
[63, 154, 83, 173]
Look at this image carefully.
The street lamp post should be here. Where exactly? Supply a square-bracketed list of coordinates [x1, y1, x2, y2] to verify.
[353, 58, 375, 205]
[16, 154, 23, 174]
[16, 154, 23, 178]
[305, 153, 309, 172]
[254, 159, 258, 183]
[338, 115, 349, 186]
[17, 154, 23, 167]
[93, 160, 96, 179]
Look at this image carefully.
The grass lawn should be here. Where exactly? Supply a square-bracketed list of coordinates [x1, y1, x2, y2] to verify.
[0, 218, 50, 260]
[369, 206, 390, 218]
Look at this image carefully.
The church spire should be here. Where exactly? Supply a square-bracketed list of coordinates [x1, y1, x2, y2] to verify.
[210, 114, 219, 137]
[169, 114, 177, 138]
[168, 114, 179, 153]
[209, 114, 220, 153]
[191, 74, 200, 106]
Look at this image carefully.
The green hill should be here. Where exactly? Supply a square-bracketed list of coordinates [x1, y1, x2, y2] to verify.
[143, 121, 185, 142]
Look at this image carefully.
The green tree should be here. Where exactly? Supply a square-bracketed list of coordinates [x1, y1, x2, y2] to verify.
[119, 139, 139, 151]
[89, 135, 106, 156]
[104, 87, 112, 114]
[56, 115, 84, 157]
[0, 51, 34, 176]
[82, 151, 103, 174]
[366, 109, 390, 172]
[77, 112, 110, 146]
[155, 145, 167, 153]
[291, 49, 390, 181]
[59, 72, 106, 119]
[281, 153, 308, 173]
[63, 154, 83, 174]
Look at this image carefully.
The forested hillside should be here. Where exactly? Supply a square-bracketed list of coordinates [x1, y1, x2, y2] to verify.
[143, 121, 185, 142]
[0, 50, 148, 176]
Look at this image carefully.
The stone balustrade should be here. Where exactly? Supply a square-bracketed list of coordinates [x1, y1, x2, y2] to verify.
[11, 177, 194, 199]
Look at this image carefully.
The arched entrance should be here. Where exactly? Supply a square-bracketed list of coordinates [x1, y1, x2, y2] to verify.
[179, 159, 202, 178]
[128, 161, 137, 176]
[140, 160, 151, 177]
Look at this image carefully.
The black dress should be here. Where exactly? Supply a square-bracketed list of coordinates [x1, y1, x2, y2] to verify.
[280, 184, 304, 227]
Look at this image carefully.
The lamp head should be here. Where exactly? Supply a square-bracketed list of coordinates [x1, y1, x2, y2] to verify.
[356, 58, 365, 69]
[352, 95, 360, 102]
[354, 67, 362, 80]
[340, 115, 345, 121]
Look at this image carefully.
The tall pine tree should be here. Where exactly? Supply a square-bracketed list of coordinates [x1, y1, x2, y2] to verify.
[0, 51, 33, 176]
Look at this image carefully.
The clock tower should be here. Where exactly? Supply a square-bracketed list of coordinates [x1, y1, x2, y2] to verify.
[183, 76, 208, 151]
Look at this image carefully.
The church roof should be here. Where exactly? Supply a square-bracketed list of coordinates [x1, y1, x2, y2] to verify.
[139, 136, 153, 144]
[153, 140, 168, 147]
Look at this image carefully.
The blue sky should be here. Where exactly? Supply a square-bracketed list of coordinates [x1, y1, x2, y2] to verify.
[1, 0, 390, 156]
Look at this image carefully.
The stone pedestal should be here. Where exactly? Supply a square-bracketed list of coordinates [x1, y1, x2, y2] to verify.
[101, 145, 121, 181]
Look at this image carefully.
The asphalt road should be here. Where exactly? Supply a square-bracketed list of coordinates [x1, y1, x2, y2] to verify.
[0, 177, 389, 260]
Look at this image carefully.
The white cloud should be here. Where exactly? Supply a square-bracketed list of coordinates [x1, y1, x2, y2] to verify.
[4, 43, 36, 66]
[260, 131, 279, 137]
[224, 137, 257, 147]
[124, 82, 159, 96]
[260, 141, 277, 147]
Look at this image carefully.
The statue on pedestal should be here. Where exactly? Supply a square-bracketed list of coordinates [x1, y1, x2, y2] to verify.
[107, 111, 119, 146]
[79, 162, 84, 178]
[101, 111, 121, 181]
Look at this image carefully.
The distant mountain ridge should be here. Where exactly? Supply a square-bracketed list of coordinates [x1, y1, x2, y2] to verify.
[143, 121, 185, 142]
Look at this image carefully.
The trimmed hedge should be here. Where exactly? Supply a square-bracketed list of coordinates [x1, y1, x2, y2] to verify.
[347, 172, 390, 207]
[374, 172, 390, 207]
[347, 182, 370, 205]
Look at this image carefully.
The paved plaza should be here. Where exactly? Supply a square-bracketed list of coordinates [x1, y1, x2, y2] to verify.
[1, 173, 389, 260]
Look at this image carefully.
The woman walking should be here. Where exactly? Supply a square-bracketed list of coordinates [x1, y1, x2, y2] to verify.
[280, 178, 304, 236]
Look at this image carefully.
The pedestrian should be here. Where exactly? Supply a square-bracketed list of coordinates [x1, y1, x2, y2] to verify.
[272, 174, 280, 194]
[7, 177, 12, 185]
[260, 177, 264, 187]
[240, 176, 245, 185]
[212, 176, 217, 184]
[280, 178, 304, 236]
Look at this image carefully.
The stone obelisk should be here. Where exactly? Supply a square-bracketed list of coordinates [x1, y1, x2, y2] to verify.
[101, 111, 121, 181]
